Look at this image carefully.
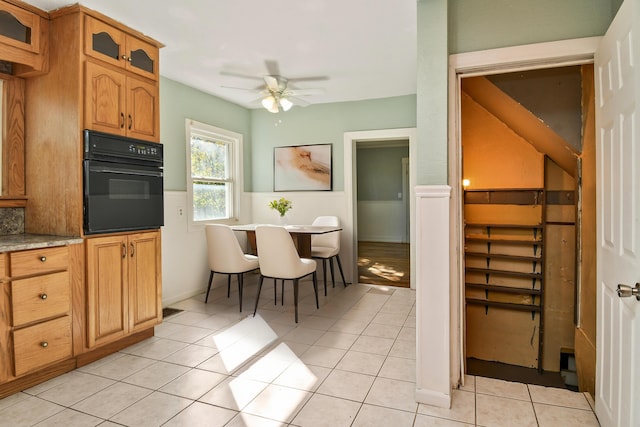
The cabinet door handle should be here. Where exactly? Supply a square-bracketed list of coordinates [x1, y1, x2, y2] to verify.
[121, 54, 129, 61]
[130, 242, 135, 257]
[120, 112, 125, 128]
[122, 243, 126, 259]
[40, 341, 48, 348]
[40, 293, 48, 300]
[40, 256, 46, 262]
[128, 114, 132, 130]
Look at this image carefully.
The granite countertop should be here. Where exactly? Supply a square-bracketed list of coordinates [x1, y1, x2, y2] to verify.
[0, 234, 83, 252]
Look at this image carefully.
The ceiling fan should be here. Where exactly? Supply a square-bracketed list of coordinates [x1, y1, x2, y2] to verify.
[258, 75, 324, 113]
[221, 61, 326, 113]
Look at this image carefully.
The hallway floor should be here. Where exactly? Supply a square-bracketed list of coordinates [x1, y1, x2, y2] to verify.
[0, 278, 599, 426]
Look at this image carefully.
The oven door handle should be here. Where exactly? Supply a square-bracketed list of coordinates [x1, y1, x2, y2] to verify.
[89, 165, 163, 178]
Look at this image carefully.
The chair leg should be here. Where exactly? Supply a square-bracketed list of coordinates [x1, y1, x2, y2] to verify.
[322, 258, 328, 296]
[227, 275, 232, 298]
[293, 278, 299, 323]
[281, 280, 285, 305]
[335, 255, 348, 287]
[329, 257, 336, 288]
[253, 276, 264, 317]
[205, 271, 214, 303]
[312, 271, 319, 309]
[238, 273, 243, 312]
[273, 278, 277, 305]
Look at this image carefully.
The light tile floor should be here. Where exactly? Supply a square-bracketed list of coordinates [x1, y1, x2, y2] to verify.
[0, 276, 600, 426]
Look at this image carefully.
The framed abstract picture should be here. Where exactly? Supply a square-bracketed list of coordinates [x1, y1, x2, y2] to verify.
[274, 144, 333, 191]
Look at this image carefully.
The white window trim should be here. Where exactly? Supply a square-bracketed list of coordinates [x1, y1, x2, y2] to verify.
[185, 119, 243, 230]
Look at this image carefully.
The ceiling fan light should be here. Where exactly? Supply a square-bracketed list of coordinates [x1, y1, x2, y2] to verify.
[261, 96, 275, 110]
[279, 97, 293, 111]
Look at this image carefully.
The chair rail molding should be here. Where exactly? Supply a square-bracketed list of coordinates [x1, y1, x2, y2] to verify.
[414, 184, 452, 408]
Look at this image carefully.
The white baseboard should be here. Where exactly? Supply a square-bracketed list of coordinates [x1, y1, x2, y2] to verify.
[415, 387, 451, 409]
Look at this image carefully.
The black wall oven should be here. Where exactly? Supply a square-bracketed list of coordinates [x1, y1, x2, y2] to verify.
[83, 130, 164, 235]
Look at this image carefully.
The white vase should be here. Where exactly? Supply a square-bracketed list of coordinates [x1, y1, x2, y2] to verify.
[278, 214, 288, 225]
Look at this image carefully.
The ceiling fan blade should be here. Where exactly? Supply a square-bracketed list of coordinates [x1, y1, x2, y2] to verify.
[219, 70, 263, 80]
[221, 85, 265, 92]
[264, 75, 280, 91]
[287, 96, 311, 107]
[288, 88, 324, 96]
[288, 76, 330, 83]
[264, 60, 280, 77]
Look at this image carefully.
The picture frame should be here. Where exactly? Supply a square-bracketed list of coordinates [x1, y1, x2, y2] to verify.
[274, 144, 333, 191]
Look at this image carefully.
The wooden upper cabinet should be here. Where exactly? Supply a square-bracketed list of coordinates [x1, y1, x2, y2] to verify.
[126, 76, 158, 141]
[85, 60, 125, 135]
[84, 15, 158, 81]
[0, 0, 48, 76]
[85, 60, 158, 141]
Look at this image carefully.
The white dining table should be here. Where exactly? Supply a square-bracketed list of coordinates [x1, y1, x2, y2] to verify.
[231, 224, 341, 258]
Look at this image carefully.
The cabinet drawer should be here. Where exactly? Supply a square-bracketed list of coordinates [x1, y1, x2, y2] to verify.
[10, 246, 69, 277]
[11, 271, 70, 327]
[13, 316, 72, 377]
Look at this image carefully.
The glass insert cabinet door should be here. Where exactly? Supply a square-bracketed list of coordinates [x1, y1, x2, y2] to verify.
[84, 14, 158, 79]
[0, 2, 41, 54]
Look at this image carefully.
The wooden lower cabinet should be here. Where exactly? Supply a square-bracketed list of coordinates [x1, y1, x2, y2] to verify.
[86, 230, 161, 348]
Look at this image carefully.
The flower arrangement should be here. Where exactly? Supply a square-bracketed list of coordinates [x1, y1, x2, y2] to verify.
[269, 197, 292, 217]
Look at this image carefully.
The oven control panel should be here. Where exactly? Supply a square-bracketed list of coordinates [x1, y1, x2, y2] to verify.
[84, 129, 163, 164]
[128, 144, 161, 157]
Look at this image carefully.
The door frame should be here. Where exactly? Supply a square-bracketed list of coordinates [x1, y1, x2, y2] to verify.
[344, 128, 417, 289]
[448, 37, 601, 385]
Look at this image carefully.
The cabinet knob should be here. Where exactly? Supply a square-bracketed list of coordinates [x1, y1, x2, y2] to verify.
[121, 54, 129, 61]
[40, 341, 48, 348]
[40, 256, 47, 262]
[40, 293, 48, 300]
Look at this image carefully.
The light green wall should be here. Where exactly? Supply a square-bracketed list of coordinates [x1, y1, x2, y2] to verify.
[250, 95, 416, 192]
[448, 0, 615, 54]
[417, 0, 617, 186]
[357, 146, 409, 201]
[417, 0, 449, 186]
[160, 77, 252, 191]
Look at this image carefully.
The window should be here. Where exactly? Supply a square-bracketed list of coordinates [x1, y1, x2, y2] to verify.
[186, 119, 242, 224]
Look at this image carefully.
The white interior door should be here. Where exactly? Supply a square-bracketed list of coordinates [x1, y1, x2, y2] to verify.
[595, 0, 640, 425]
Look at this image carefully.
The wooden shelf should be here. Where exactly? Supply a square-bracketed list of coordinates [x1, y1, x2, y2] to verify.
[466, 298, 542, 312]
[466, 267, 541, 279]
[465, 252, 542, 262]
[464, 189, 544, 205]
[466, 223, 543, 230]
[465, 237, 543, 246]
[466, 282, 541, 296]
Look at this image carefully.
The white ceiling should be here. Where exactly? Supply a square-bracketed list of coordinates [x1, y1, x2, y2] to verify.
[22, 0, 417, 109]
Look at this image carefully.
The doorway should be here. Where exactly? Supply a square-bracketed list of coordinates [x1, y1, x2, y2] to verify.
[343, 128, 417, 289]
[355, 139, 410, 287]
[450, 40, 595, 393]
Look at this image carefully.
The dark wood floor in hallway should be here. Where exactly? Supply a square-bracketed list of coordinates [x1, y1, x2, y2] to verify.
[357, 241, 410, 288]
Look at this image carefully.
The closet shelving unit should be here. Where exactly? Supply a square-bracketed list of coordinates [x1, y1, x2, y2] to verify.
[464, 188, 546, 371]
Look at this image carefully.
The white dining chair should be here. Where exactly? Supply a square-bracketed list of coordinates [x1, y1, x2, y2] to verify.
[205, 224, 259, 311]
[311, 215, 348, 295]
[253, 225, 319, 323]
